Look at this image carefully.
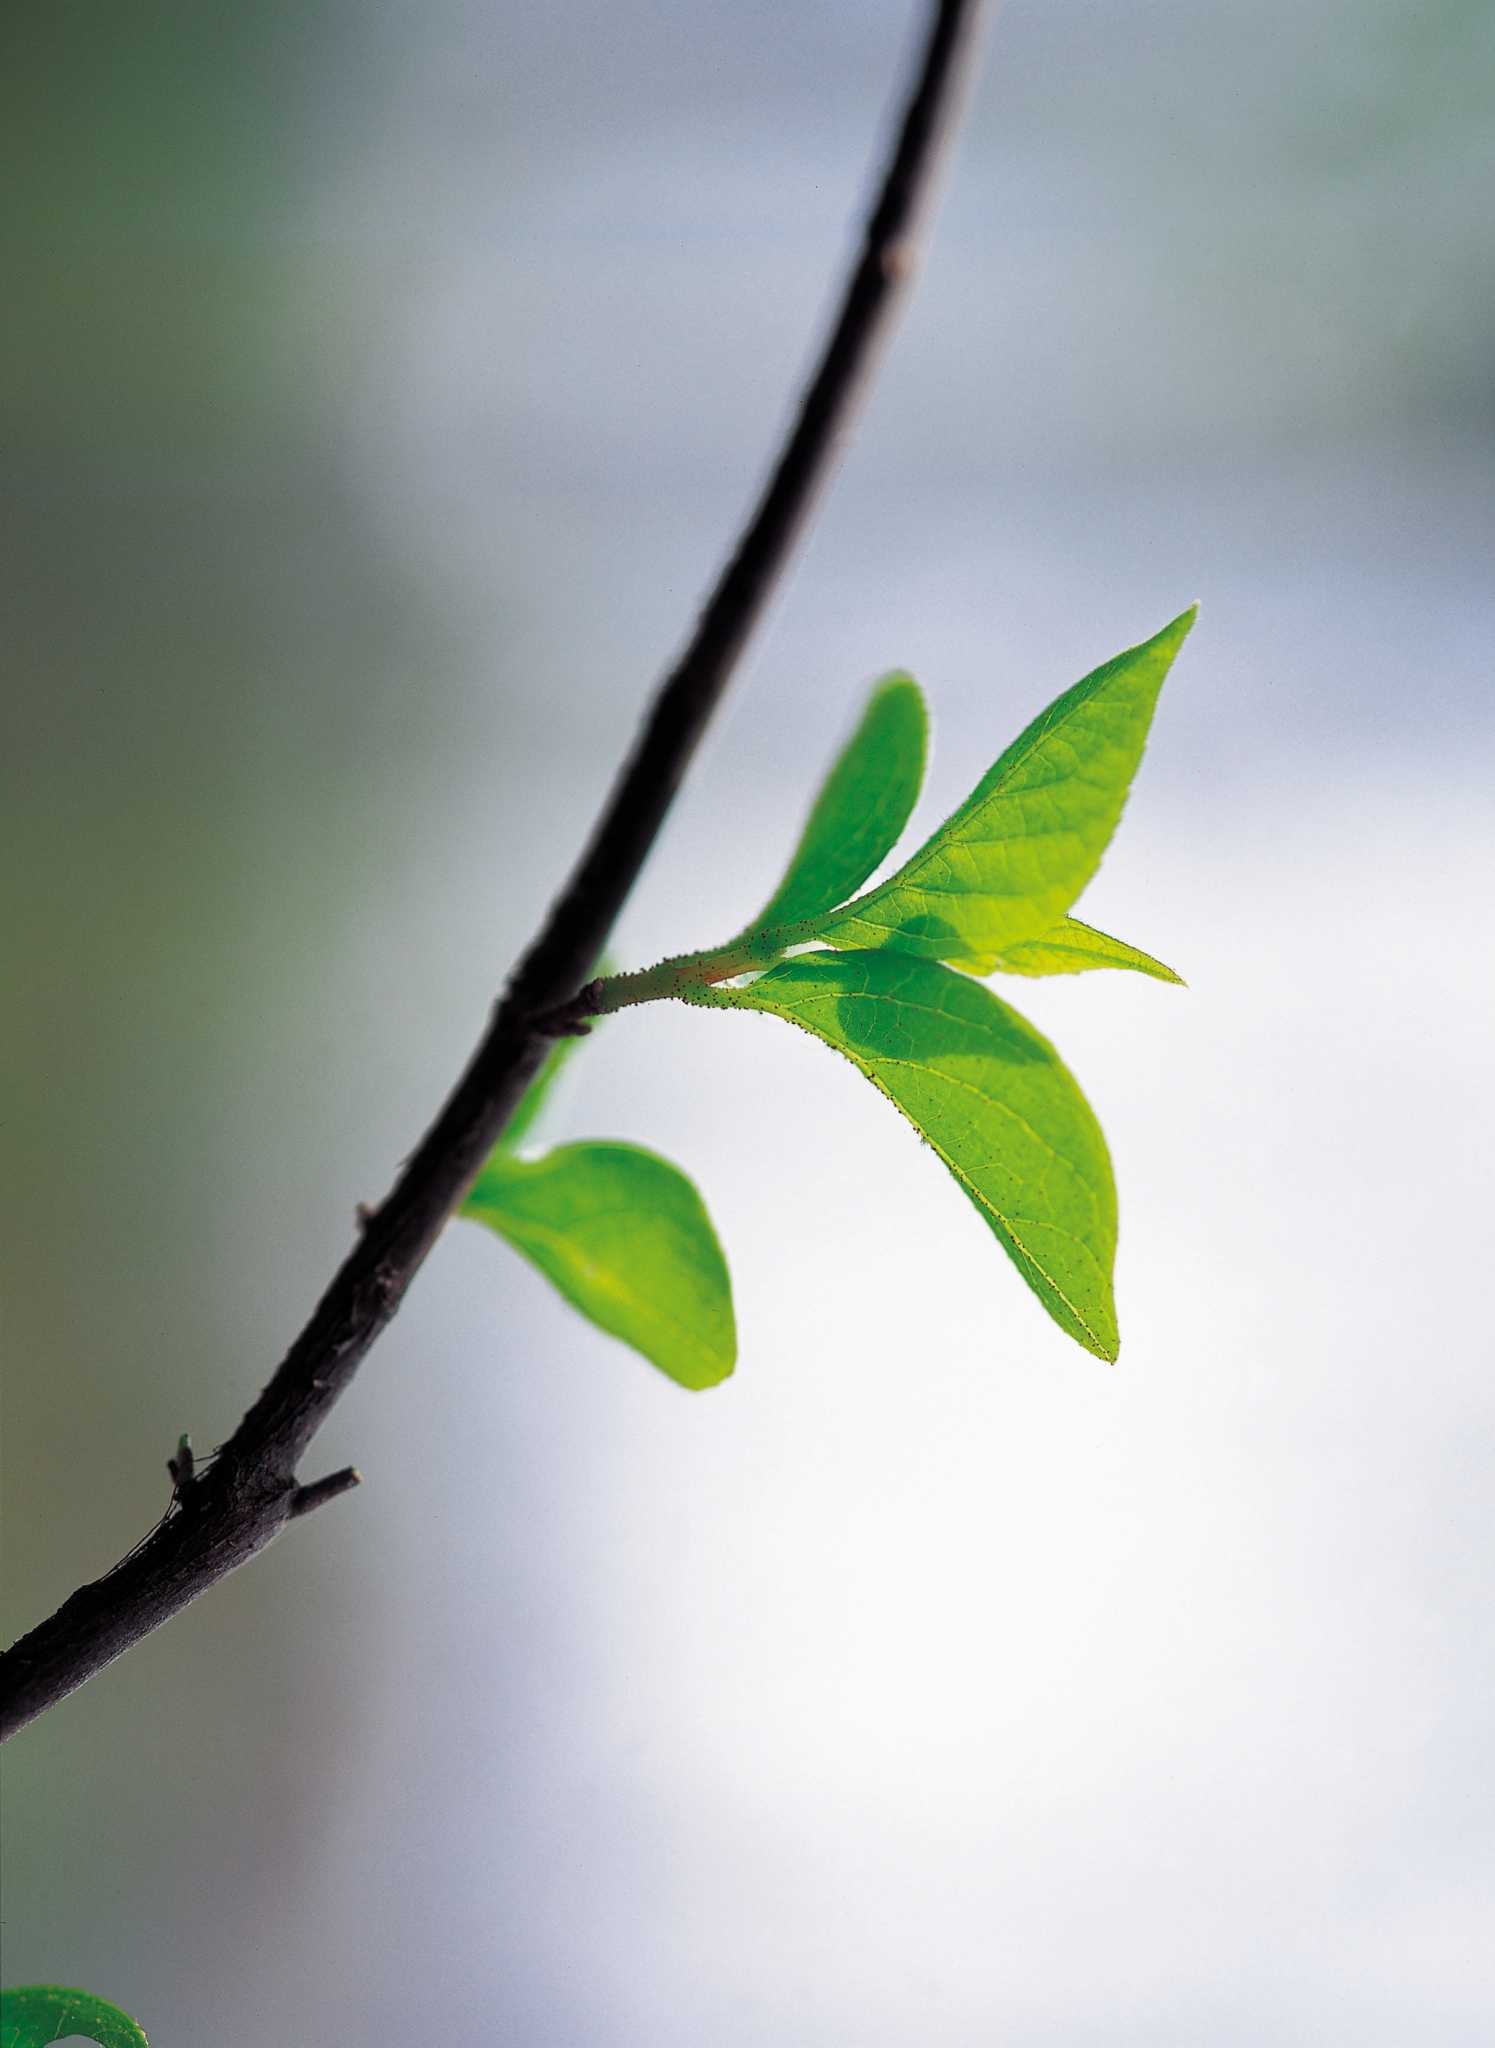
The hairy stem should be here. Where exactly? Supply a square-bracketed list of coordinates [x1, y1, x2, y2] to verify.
[0, 0, 986, 1743]
[582, 917, 826, 1017]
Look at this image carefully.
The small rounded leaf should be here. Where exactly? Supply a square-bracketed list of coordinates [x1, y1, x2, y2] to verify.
[464, 1141, 736, 1390]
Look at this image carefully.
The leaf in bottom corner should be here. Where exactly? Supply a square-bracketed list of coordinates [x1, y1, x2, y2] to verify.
[689, 949, 1119, 1360]
[463, 1141, 736, 1390]
[1, 1986, 150, 2048]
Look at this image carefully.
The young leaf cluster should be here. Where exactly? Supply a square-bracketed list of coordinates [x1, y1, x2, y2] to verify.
[464, 609, 1194, 1383]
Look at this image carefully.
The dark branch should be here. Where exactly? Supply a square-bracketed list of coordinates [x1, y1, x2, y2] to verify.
[0, 0, 985, 1743]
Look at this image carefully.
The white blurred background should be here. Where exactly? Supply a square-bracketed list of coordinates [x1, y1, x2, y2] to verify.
[4, 3, 1493, 2040]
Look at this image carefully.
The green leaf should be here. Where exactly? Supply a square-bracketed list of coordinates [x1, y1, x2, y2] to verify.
[742, 672, 928, 935]
[499, 952, 615, 1155]
[815, 608, 1195, 975]
[463, 1141, 736, 1390]
[1, 1986, 149, 2048]
[688, 950, 1119, 1359]
[994, 915, 1183, 985]
[500, 1029, 584, 1155]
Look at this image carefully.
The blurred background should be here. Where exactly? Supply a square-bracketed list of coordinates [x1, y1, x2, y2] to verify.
[3, 2, 1492, 2040]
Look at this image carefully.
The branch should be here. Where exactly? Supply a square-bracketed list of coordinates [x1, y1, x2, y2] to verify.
[0, 0, 986, 1743]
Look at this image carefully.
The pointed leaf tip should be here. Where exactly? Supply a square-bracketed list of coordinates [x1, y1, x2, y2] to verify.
[814, 608, 1194, 976]
[1151, 602, 1198, 655]
[689, 951, 1119, 1361]
[995, 915, 1185, 985]
[737, 670, 929, 937]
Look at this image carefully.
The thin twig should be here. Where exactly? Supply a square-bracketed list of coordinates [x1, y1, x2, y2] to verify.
[0, 0, 985, 1743]
[289, 1468, 363, 1519]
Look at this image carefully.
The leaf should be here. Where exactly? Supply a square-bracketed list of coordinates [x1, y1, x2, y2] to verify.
[994, 915, 1183, 985]
[499, 952, 615, 1154]
[1, 1986, 149, 2048]
[741, 672, 928, 935]
[500, 1029, 584, 1155]
[463, 1141, 736, 1390]
[688, 950, 1119, 1359]
[815, 608, 1195, 975]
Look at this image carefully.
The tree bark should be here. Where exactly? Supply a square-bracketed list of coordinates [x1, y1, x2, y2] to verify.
[0, 0, 986, 1743]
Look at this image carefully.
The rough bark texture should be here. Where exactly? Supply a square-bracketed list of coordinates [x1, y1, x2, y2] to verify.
[1, 0, 985, 1743]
